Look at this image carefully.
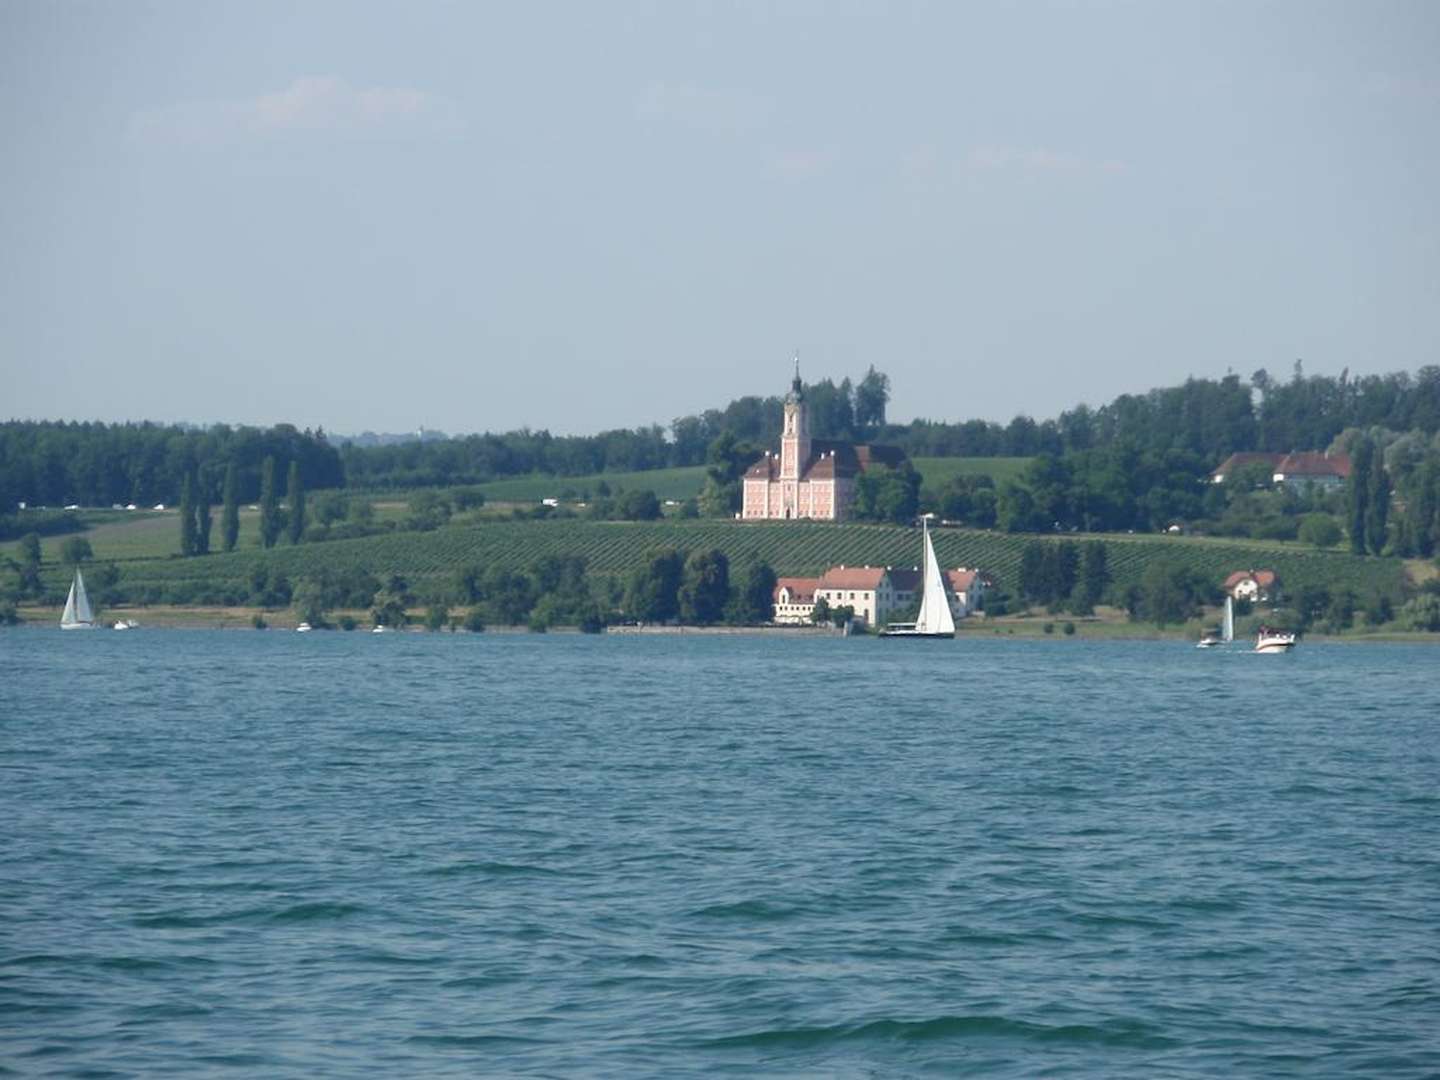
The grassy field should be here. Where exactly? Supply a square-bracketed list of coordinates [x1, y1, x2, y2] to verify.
[4, 508, 265, 565]
[346, 466, 710, 506]
[27, 515, 1406, 608]
[912, 456, 1032, 487]
[345, 457, 1033, 506]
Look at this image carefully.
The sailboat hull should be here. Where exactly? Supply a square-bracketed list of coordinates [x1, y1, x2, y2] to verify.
[880, 630, 954, 639]
[60, 623, 98, 630]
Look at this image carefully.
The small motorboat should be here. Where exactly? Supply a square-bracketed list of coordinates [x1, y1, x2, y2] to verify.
[296, 622, 313, 633]
[1254, 625, 1297, 654]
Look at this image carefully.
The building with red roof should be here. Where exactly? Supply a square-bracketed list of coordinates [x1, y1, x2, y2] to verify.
[742, 360, 909, 521]
[1224, 569, 1279, 602]
[770, 562, 991, 626]
[1272, 451, 1351, 490]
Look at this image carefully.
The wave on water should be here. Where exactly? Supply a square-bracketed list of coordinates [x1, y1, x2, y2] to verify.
[423, 860, 569, 878]
[132, 901, 366, 928]
[406, 1033, 549, 1048]
[698, 1014, 1179, 1050]
[687, 899, 808, 921]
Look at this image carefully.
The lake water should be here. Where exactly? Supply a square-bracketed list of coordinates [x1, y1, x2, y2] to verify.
[2, 630, 1438, 1077]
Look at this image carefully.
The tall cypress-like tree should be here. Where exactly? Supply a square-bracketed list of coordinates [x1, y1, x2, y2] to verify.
[287, 461, 306, 545]
[196, 483, 213, 555]
[1410, 456, 1440, 558]
[179, 473, 197, 556]
[1078, 540, 1110, 611]
[259, 456, 280, 549]
[221, 462, 240, 553]
[1365, 450, 1390, 555]
[1348, 438, 1372, 555]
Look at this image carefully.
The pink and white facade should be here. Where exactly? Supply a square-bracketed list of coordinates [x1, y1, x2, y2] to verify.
[741, 366, 907, 522]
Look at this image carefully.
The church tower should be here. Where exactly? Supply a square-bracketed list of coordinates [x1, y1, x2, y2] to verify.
[779, 354, 811, 480]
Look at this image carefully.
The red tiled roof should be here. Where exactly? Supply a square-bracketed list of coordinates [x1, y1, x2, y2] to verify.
[744, 454, 777, 481]
[1275, 451, 1351, 478]
[946, 569, 981, 593]
[773, 577, 820, 604]
[744, 441, 909, 482]
[1224, 569, 1278, 589]
[817, 566, 887, 591]
[1212, 452, 1284, 478]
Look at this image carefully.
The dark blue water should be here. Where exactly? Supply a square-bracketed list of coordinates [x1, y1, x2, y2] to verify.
[3, 630, 1438, 1077]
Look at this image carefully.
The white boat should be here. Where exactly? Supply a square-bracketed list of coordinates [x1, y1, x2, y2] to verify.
[372, 625, 387, 633]
[1197, 596, 1235, 648]
[296, 622, 313, 633]
[1254, 624, 1297, 654]
[880, 518, 956, 639]
[112, 619, 138, 630]
[60, 570, 98, 630]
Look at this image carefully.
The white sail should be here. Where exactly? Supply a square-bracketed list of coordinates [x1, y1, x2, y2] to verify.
[61, 569, 95, 629]
[1222, 595, 1234, 643]
[913, 521, 956, 636]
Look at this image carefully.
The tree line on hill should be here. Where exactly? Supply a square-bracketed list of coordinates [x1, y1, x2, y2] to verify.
[0, 421, 342, 517]
[5, 364, 1439, 508]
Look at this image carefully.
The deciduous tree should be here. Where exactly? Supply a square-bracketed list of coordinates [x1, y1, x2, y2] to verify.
[678, 548, 730, 625]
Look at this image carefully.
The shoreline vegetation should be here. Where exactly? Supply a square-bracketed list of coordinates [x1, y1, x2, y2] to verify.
[8, 601, 1438, 643]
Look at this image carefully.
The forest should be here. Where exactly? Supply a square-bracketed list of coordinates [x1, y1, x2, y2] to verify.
[4, 364, 1440, 547]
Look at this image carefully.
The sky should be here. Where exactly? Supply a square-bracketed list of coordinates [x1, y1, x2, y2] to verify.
[2, 1, 1438, 437]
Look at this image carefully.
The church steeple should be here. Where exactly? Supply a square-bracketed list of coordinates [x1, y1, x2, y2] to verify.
[780, 352, 810, 480]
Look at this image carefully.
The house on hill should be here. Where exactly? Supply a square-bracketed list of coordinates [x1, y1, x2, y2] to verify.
[1272, 451, 1351, 491]
[742, 361, 909, 521]
[1210, 452, 1284, 484]
[1210, 450, 1351, 491]
[1224, 569, 1278, 603]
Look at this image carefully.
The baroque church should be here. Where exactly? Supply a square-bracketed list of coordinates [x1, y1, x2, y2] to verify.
[741, 362, 908, 521]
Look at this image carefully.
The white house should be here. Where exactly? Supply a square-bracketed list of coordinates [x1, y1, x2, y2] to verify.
[1224, 569, 1278, 603]
[773, 577, 820, 624]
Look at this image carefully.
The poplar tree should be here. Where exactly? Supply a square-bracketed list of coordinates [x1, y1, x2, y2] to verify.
[1365, 450, 1390, 555]
[196, 484, 213, 555]
[1409, 456, 1440, 558]
[179, 473, 197, 556]
[259, 456, 280, 549]
[221, 463, 240, 552]
[1348, 438, 1372, 555]
[287, 461, 306, 545]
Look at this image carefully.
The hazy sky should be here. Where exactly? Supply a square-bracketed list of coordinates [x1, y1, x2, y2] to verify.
[3, 1, 1437, 436]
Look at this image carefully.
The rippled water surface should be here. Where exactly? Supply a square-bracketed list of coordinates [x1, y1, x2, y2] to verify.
[3, 630, 1439, 1076]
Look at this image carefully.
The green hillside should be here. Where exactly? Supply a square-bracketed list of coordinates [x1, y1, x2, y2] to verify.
[53, 517, 1404, 604]
[421, 466, 709, 504]
[387, 456, 1029, 505]
[912, 456, 1031, 487]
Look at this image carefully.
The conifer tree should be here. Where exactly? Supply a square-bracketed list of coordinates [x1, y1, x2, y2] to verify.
[221, 462, 240, 553]
[259, 456, 280, 549]
[1365, 449, 1390, 555]
[287, 461, 306, 545]
[179, 473, 197, 556]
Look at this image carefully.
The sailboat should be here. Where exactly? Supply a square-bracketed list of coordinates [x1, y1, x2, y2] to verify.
[880, 518, 956, 639]
[1197, 596, 1235, 648]
[60, 569, 98, 630]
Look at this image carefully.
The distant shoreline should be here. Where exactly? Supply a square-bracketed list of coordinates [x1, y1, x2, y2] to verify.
[7, 604, 1438, 643]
